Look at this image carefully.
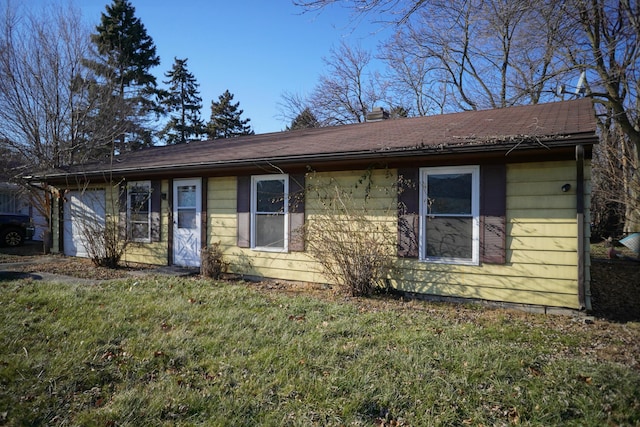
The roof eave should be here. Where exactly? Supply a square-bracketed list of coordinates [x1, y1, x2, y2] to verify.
[37, 132, 598, 183]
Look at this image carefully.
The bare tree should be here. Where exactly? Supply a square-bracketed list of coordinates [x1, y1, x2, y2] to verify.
[318, 42, 381, 124]
[590, 114, 628, 239]
[0, 1, 132, 167]
[0, 1, 90, 169]
[277, 91, 312, 128]
[297, 1, 569, 115]
[293, 0, 427, 25]
[0, 2, 87, 249]
[562, 0, 640, 233]
[0, 1, 131, 250]
[394, 0, 568, 111]
[378, 30, 447, 115]
[295, 0, 640, 233]
[281, 42, 385, 127]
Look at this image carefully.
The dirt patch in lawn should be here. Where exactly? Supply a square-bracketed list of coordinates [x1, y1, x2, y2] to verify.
[0, 241, 156, 280]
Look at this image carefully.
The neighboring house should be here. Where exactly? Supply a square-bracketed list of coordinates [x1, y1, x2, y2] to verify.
[37, 99, 598, 311]
[0, 182, 45, 241]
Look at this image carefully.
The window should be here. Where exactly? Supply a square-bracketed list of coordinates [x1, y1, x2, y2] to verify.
[0, 189, 19, 213]
[127, 181, 152, 242]
[420, 166, 479, 264]
[251, 174, 288, 251]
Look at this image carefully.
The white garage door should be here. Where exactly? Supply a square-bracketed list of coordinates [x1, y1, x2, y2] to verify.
[63, 190, 106, 257]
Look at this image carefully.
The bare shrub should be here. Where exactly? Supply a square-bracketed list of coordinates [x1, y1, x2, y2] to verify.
[70, 184, 129, 268]
[200, 242, 227, 279]
[81, 219, 125, 268]
[303, 170, 397, 297]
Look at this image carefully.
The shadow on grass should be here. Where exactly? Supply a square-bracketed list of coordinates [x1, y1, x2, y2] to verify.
[590, 258, 640, 323]
[0, 271, 43, 281]
[0, 240, 44, 257]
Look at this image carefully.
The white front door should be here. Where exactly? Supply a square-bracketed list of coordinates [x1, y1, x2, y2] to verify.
[63, 190, 106, 258]
[173, 179, 201, 267]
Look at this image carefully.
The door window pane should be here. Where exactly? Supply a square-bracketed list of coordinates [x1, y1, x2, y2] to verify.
[178, 185, 196, 207]
[178, 209, 196, 229]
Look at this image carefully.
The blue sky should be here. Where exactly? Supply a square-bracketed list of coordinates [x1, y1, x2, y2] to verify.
[70, 0, 391, 134]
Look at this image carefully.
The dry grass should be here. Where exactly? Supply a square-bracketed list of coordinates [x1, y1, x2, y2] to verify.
[1, 277, 639, 426]
[1, 241, 639, 425]
[3, 240, 639, 322]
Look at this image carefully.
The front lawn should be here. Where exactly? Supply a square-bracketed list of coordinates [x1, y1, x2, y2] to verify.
[0, 276, 638, 426]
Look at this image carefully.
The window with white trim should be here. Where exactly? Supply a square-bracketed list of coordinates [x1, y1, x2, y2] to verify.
[251, 174, 288, 251]
[420, 166, 479, 264]
[127, 181, 152, 242]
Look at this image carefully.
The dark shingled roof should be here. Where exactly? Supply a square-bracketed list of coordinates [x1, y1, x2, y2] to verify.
[44, 99, 597, 179]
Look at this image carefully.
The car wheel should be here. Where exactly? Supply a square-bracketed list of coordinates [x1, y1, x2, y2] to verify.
[1, 228, 24, 247]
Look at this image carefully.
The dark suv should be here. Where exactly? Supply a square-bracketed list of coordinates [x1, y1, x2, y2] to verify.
[0, 213, 35, 247]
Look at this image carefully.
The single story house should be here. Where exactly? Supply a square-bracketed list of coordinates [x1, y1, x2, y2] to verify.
[37, 99, 598, 311]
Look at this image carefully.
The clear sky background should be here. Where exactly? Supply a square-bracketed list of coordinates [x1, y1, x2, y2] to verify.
[65, 0, 392, 135]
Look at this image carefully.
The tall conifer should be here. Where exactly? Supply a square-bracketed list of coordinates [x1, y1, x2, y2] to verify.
[206, 90, 254, 139]
[87, 0, 161, 153]
[161, 58, 205, 144]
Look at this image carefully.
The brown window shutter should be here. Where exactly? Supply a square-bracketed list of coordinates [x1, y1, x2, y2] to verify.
[201, 178, 208, 248]
[150, 180, 161, 242]
[236, 176, 251, 248]
[397, 168, 420, 258]
[288, 173, 305, 252]
[480, 164, 506, 264]
[118, 182, 127, 240]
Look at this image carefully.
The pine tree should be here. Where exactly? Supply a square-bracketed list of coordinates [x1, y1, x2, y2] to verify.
[206, 90, 254, 139]
[287, 107, 320, 130]
[160, 58, 205, 144]
[86, 0, 161, 153]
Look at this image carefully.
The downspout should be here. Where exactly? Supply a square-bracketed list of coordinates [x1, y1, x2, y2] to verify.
[576, 144, 590, 310]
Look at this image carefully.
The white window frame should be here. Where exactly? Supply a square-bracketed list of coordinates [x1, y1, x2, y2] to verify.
[127, 181, 152, 243]
[251, 174, 289, 252]
[419, 166, 480, 265]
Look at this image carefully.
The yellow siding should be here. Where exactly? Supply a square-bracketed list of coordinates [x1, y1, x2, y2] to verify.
[122, 181, 169, 265]
[207, 163, 586, 309]
[204, 176, 318, 281]
[121, 161, 590, 308]
[394, 160, 585, 309]
[208, 171, 396, 284]
[54, 159, 589, 310]
[305, 170, 398, 215]
[207, 177, 237, 248]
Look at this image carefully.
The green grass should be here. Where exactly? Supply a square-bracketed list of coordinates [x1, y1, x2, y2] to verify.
[1, 277, 638, 426]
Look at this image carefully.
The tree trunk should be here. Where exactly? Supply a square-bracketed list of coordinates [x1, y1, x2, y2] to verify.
[624, 143, 640, 234]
